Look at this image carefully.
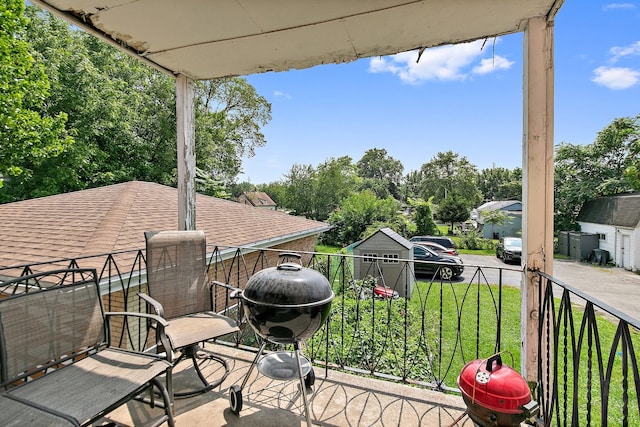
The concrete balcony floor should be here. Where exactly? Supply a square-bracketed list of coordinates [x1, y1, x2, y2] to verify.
[105, 343, 476, 427]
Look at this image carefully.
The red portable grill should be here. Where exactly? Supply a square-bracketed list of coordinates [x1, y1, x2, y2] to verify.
[457, 353, 539, 427]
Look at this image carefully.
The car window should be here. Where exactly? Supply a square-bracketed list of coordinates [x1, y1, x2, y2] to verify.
[505, 238, 522, 247]
[414, 246, 436, 258]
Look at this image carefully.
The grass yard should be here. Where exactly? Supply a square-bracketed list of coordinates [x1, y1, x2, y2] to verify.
[312, 242, 639, 425]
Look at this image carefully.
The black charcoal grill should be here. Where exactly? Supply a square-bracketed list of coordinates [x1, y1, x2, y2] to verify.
[229, 253, 333, 426]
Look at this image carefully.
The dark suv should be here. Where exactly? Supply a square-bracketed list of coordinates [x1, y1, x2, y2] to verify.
[409, 236, 457, 255]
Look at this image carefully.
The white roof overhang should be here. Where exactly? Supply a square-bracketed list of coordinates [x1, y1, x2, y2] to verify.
[32, 0, 564, 80]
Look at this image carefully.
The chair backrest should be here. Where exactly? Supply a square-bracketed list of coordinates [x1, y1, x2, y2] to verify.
[0, 269, 105, 386]
[145, 230, 211, 319]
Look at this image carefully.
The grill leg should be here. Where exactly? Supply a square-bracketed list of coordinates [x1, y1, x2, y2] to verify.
[294, 341, 313, 427]
[240, 340, 268, 390]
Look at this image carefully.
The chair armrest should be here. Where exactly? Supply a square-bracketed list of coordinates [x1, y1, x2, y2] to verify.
[209, 280, 244, 324]
[105, 311, 169, 327]
[210, 280, 241, 294]
[139, 292, 165, 317]
[104, 311, 173, 363]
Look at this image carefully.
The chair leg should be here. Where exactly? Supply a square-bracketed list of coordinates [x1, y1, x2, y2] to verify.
[152, 378, 176, 427]
[173, 344, 230, 398]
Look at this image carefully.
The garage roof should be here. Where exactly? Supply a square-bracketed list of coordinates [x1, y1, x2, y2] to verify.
[577, 193, 640, 228]
[32, 0, 564, 80]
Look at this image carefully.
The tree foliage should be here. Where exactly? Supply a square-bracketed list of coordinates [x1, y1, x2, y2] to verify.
[418, 151, 482, 208]
[0, 0, 73, 199]
[477, 167, 522, 201]
[194, 78, 271, 184]
[1, 6, 271, 202]
[554, 115, 639, 231]
[356, 148, 403, 199]
[437, 194, 470, 232]
[323, 190, 401, 245]
[280, 157, 357, 221]
[409, 197, 438, 236]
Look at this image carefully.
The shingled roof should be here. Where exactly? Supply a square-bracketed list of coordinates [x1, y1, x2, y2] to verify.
[238, 191, 277, 208]
[0, 181, 330, 268]
[577, 192, 640, 228]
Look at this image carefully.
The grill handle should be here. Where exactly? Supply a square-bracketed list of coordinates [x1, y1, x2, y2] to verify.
[485, 353, 503, 372]
[278, 252, 303, 267]
[277, 263, 302, 272]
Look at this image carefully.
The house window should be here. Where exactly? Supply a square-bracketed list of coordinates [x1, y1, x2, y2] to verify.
[598, 233, 606, 241]
[363, 253, 377, 263]
[382, 254, 399, 263]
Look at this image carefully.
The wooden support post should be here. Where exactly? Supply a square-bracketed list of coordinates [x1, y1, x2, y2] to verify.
[176, 74, 196, 231]
[521, 17, 555, 383]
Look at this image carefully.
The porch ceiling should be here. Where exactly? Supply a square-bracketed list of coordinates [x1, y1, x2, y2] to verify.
[33, 0, 564, 80]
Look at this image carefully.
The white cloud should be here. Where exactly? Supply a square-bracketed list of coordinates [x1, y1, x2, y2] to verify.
[368, 39, 510, 84]
[603, 3, 635, 10]
[609, 41, 640, 63]
[472, 55, 515, 74]
[273, 90, 292, 99]
[592, 66, 640, 89]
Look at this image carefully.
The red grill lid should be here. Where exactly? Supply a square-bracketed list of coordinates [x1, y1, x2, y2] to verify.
[457, 353, 532, 414]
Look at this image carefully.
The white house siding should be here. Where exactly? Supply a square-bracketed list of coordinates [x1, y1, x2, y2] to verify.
[578, 222, 639, 272]
[624, 226, 639, 272]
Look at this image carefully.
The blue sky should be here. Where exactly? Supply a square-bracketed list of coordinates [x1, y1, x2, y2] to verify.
[240, 1, 640, 184]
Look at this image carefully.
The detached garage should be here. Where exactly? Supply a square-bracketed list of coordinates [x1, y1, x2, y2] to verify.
[352, 228, 415, 298]
[577, 192, 640, 272]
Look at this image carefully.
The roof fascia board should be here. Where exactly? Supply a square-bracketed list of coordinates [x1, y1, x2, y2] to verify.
[30, 0, 176, 78]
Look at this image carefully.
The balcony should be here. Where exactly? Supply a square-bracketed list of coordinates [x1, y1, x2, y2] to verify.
[1, 247, 638, 426]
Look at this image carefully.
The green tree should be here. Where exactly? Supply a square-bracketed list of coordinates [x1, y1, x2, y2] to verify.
[0, 0, 73, 200]
[477, 167, 522, 201]
[554, 115, 639, 231]
[314, 156, 358, 220]
[280, 157, 357, 220]
[259, 181, 287, 207]
[438, 194, 469, 233]
[17, 6, 176, 195]
[4, 7, 271, 201]
[282, 164, 317, 217]
[194, 78, 271, 184]
[418, 151, 482, 208]
[324, 190, 401, 246]
[401, 170, 423, 202]
[356, 148, 404, 199]
[195, 167, 229, 198]
[408, 197, 438, 236]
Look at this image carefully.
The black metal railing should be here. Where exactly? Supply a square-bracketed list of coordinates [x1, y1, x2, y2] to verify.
[0, 247, 519, 390]
[2, 247, 638, 425]
[535, 271, 640, 427]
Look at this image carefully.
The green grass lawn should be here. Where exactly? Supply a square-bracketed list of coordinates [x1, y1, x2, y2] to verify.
[416, 282, 640, 426]
[308, 248, 640, 425]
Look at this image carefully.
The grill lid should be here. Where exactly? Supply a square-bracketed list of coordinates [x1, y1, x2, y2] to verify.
[457, 353, 533, 414]
[244, 254, 333, 306]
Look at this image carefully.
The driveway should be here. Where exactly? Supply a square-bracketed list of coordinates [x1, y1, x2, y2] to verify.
[460, 254, 640, 324]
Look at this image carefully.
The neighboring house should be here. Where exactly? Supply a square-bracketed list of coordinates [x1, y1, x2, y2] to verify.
[576, 192, 640, 272]
[0, 181, 329, 270]
[237, 191, 277, 210]
[475, 200, 522, 239]
[352, 227, 414, 298]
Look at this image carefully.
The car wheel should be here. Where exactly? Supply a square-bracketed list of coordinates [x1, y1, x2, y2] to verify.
[440, 266, 454, 280]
